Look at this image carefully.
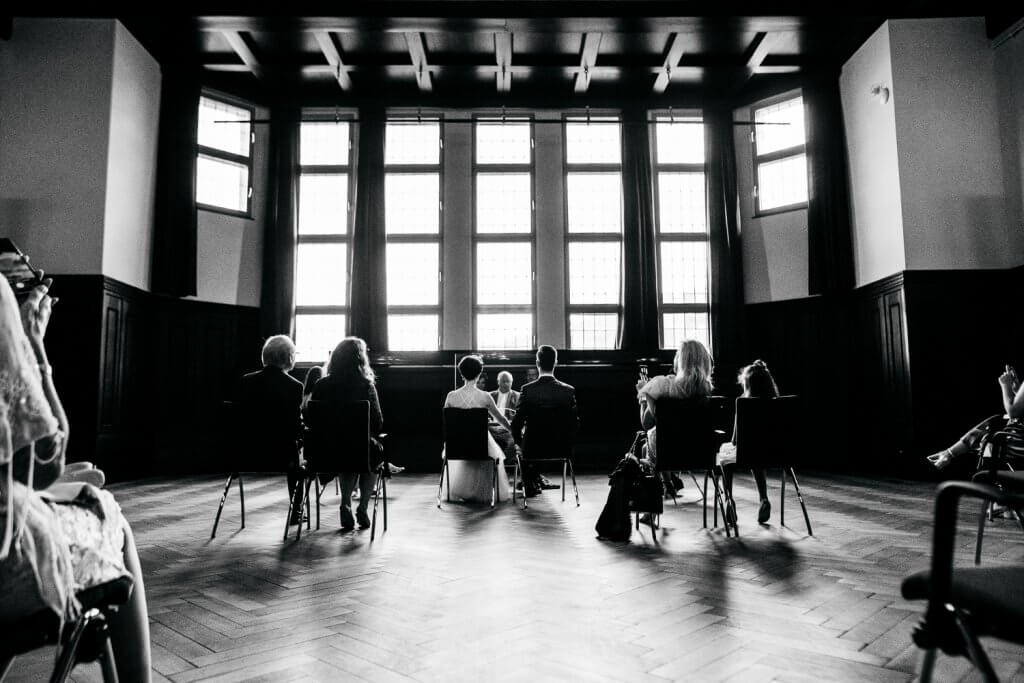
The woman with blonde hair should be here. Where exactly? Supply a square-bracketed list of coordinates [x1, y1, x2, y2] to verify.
[636, 339, 715, 486]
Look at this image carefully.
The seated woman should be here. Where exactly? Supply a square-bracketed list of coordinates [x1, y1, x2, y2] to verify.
[718, 360, 777, 525]
[0, 274, 151, 681]
[442, 355, 511, 503]
[635, 339, 714, 494]
[927, 364, 1024, 473]
[310, 337, 383, 530]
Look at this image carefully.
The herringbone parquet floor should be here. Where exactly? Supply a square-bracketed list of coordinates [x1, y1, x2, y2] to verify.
[7, 470, 1024, 682]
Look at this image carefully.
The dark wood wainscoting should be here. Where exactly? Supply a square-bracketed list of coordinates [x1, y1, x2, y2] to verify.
[46, 275, 259, 480]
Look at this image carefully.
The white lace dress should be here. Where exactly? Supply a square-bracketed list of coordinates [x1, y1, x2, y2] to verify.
[442, 385, 510, 503]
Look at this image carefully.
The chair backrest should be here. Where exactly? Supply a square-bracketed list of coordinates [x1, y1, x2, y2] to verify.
[735, 395, 800, 468]
[653, 396, 728, 471]
[443, 408, 491, 461]
[304, 400, 371, 473]
[521, 406, 577, 460]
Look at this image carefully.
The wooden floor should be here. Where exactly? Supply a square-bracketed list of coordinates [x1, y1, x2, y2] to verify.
[8, 470, 1024, 682]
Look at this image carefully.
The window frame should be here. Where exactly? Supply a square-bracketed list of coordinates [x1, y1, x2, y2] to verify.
[384, 117, 445, 351]
[196, 90, 255, 219]
[471, 114, 538, 351]
[293, 114, 356, 363]
[751, 91, 807, 217]
[561, 114, 623, 350]
[650, 111, 712, 351]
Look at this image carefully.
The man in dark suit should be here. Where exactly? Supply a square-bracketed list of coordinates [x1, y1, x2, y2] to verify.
[236, 334, 305, 523]
[511, 345, 579, 496]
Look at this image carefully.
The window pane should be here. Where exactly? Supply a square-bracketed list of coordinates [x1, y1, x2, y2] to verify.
[754, 97, 805, 155]
[385, 121, 440, 165]
[476, 242, 532, 305]
[476, 120, 531, 164]
[568, 242, 620, 305]
[295, 313, 346, 364]
[758, 154, 808, 211]
[570, 313, 618, 350]
[197, 155, 248, 212]
[477, 313, 533, 350]
[198, 96, 250, 156]
[565, 120, 620, 164]
[655, 117, 704, 164]
[476, 173, 532, 234]
[657, 172, 706, 234]
[386, 243, 439, 305]
[388, 314, 439, 351]
[300, 122, 349, 166]
[567, 173, 622, 234]
[298, 174, 348, 235]
[385, 174, 440, 234]
[662, 313, 710, 351]
[295, 243, 347, 306]
[660, 242, 708, 305]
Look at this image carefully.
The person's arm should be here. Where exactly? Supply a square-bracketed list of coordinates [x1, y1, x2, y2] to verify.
[485, 394, 511, 430]
[1000, 368, 1023, 419]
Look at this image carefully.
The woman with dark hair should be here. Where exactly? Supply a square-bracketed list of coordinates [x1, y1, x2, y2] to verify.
[718, 359, 779, 525]
[310, 337, 383, 530]
[442, 355, 512, 503]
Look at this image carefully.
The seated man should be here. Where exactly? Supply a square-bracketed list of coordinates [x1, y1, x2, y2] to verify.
[511, 346, 579, 496]
[236, 335, 304, 523]
[488, 371, 520, 459]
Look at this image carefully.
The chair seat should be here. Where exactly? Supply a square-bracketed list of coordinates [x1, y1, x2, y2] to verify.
[902, 566, 1024, 641]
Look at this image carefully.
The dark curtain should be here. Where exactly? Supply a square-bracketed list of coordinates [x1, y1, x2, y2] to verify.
[618, 109, 660, 351]
[151, 68, 200, 297]
[259, 104, 300, 339]
[348, 106, 388, 351]
[805, 76, 855, 295]
[705, 107, 745, 365]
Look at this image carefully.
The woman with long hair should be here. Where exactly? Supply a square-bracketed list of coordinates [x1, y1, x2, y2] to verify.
[310, 337, 383, 531]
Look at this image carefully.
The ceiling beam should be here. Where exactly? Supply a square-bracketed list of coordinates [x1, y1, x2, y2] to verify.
[573, 32, 602, 94]
[404, 32, 433, 92]
[221, 30, 263, 79]
[313, 30, 353, 91]
[652, 32, 686, 94]
[494, 31, 512, 93]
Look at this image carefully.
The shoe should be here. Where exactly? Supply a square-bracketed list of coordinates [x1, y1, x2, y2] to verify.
[725, 500, 737, 526]
[356, 511, 371, 529]
[758, 499, 771, 524]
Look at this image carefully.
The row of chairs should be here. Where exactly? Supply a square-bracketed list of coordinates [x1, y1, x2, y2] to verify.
[635, 395, 812, 540]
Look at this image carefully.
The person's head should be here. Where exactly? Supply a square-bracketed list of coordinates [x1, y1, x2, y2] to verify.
[458, 354, 484, 383]
[673, 339, 713, 397]
[536, 345, 557, 373]
[497, 371, 513, 393]
[262, 335, 296, 371]
[738, 359, 779, 398]
[303, 365, 323, 396]
[326, 336, 375, 384]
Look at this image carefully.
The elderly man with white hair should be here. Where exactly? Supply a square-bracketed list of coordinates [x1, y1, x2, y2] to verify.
[235, 334, 305, 524]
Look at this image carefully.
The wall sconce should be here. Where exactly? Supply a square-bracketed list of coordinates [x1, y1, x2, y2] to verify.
[870, 83, 890, 105]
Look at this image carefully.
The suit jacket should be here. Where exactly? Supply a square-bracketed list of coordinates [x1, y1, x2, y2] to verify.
[235, 367, 303, 468]
[489, 389, 520, 418]
[510, 375, 579, 456]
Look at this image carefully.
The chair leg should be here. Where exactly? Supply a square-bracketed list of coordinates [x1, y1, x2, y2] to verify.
[788, 468, 813, 536]
[211, 472, 235, 539]
[437, 458, 446, 509]
[568, 459, 579, 507]
[237, 473, 245, 530]
[780, 468, 786, 528]
[975, 499, 988, 565]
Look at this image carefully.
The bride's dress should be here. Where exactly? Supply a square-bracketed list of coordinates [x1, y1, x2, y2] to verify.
[443, 385, 511, 503]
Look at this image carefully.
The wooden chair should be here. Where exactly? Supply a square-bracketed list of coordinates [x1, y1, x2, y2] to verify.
[901, 480, 1024, 682]
[647, 396, 731, 537]
[0, 576, 133, 683]
[517, 406, 579, 509]
[304, 400, 388, 541]
[440, 408, 500, 508]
